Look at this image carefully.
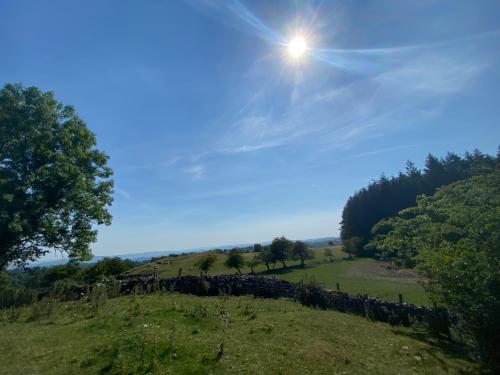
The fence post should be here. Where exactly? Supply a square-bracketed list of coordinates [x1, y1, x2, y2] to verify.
[398, 294, 403, 304]
[336, 282, 340, 291]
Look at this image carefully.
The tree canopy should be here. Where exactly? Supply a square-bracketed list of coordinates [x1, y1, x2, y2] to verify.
[291, 240, 312, 267]
[195, 253, 218, 275]
[0, 84, 113, 268]
[368, 172, 500, 369]
[270, 236, 292, 268]
[224, 249, 244, 274]
[341, 149, 499, 256]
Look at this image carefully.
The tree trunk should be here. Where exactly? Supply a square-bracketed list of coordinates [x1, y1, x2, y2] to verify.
[236, 267, 242, 274]
[301, 258, 305, 267]
[265, 261, 270, 271]
[281, 259, 287, 268]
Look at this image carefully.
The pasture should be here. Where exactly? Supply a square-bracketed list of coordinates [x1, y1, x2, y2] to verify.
[0, 293, 473, 374]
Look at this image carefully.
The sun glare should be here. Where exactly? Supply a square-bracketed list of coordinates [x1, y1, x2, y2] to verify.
[288, 36, 307, 58]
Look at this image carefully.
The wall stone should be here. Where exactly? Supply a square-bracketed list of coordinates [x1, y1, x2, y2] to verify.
[115, 273, 450, 334]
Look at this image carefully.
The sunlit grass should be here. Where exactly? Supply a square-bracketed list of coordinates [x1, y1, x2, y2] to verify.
[0, 293, 474, 374]
[131, 246, 428, 305]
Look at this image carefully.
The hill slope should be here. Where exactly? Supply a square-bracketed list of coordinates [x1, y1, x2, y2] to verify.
[130, 246, 427, 305]
[0, 293, 475, 374]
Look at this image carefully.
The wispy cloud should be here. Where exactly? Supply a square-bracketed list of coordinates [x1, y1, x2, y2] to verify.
[185, 1, 497, 161]
[184, 164, 205, 181]
[115, 187, 131, 200]
[114, 186, 155, 213]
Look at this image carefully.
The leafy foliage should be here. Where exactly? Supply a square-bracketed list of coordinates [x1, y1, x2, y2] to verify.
[295, 278, 328, 308]
[84, 257, 137, 283]
[0, 84, 113, 268]
[224, 249, 244, 274]
[341, 150, 499, 255]
[270, 236, 292, 268]
[253, 243, 263, 252]
[258, 247, 275, 271]
[291, 240, 313, 266]
[368, 173, 500, 370]
[247, 253, 260, 274]
[194, 253, 218, 275]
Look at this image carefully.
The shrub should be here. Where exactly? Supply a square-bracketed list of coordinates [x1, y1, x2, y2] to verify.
[0, 285, 37, 309]
[27, 298, 55, 322]
[88, 284, 109, 313]
[295, 279, 328, 309]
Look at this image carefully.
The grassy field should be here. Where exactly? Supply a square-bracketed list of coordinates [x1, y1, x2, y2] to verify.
[0, 293, 475, 374]
[130, 247, 428, 305]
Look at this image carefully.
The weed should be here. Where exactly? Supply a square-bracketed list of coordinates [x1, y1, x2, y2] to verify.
[88, 284, 109, 315]
[184, 303, 209, 321]
[27, 298, 55, 322]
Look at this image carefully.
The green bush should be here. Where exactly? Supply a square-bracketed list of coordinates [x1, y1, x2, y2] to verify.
[368, 173, 500, 371]
[0, 285, 37, 309]
[295, 279, 328, 309]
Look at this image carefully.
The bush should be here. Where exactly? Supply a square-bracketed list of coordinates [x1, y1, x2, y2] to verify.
[342, 237, 362, 258]
[0, 285, 37, 309]
[368, 173, 500, 371]
[27, 298, 55, 322]
[84, 257, 137, 283]
[295, 279, 328, 309]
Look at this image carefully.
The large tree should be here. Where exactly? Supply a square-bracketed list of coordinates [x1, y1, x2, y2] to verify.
[368, 173, 500, 370]
[341, 150, 498, 256]
[0, 84, 113, 269]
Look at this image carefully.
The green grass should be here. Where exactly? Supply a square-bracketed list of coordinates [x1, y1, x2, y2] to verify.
[275, 259, 428, 306]
[130, 246, 345, 278]
[0, 293, 475, 374]
[131, 246, 428, 306]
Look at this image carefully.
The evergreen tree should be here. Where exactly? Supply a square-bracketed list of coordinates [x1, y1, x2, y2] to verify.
[340, 149, 498, 256]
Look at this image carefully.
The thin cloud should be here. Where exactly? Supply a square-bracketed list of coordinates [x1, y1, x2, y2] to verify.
[115, 187, 131, 200]
[184, 164, 205, 181]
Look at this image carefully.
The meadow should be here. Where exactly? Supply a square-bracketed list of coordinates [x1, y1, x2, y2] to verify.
[130, 246, 428, 306]
[0, 292, 474, 374]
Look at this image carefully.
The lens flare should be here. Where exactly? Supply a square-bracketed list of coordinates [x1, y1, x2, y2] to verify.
[288, 36, 307, 58]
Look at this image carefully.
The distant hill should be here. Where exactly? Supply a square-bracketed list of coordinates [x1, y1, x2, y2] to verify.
[32, 236, 340, 267]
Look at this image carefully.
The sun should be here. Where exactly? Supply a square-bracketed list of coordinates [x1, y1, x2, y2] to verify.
[288, 36, 307, 58]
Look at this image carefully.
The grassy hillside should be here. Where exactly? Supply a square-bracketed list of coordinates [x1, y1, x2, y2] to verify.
[0, 293, 475, 374]
[130, 247, 427, 305]
[130, 246, 346, 277]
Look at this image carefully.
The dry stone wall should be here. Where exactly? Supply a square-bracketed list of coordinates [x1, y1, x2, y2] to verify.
[116, 273, 450, 334]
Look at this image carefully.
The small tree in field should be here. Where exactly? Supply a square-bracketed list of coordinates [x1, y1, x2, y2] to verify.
[195, 253, 218, 275]
[292, 241, 313, 267]
[224, 249, 244, 274]
[342, 237, 362, 259]
[270, 236, 292, 268]
[248, 254, 260, 274]
[253, 243, 263, 252]
[259, 247, 274, 271]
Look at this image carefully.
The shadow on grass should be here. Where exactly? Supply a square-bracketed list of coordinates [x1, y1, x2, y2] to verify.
[256, 263, 314, 276]
[391, 328, 482, 374]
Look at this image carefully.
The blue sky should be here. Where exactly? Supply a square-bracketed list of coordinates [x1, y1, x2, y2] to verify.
[1, 0, 499, 256]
